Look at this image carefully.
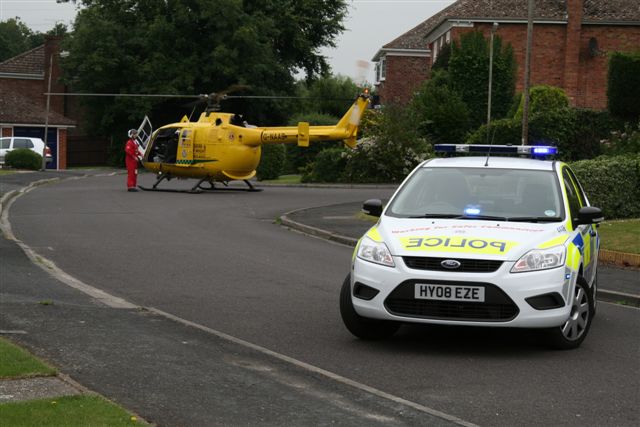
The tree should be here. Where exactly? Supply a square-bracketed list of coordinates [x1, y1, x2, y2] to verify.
[302, 75, 360, 118]
[61, 0, 348, 143]
[0, 18, 43, 61]
[449, 31, 516, 127]
[410, 70, 471, 144]
[608, 52, 640, 121]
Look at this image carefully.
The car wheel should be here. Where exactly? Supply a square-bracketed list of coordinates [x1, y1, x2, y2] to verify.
[340, 274, 399, 340]
[544, 276, 593, 350]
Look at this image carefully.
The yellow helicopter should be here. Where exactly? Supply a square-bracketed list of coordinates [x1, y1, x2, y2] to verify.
[132, 91, 371, 193]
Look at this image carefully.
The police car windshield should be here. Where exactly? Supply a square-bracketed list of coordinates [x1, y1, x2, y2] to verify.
[387, 167, 564, 222]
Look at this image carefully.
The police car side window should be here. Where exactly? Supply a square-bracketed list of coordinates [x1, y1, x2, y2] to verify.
[565, 168, 587, 207]
[562, 168, 581, 223]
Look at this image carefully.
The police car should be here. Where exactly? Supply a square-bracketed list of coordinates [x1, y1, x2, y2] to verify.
[341, 144, 603, 349]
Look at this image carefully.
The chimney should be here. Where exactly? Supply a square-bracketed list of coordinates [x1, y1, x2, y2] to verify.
[563, 0, 583, 106]
[43, 35, 65, 116]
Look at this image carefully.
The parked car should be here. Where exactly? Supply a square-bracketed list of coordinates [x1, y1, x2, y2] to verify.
[0, 137, 52, 165]
[341, 144, 603, 350]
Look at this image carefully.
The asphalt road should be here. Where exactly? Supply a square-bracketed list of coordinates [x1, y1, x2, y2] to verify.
[4, 174, 640, 426]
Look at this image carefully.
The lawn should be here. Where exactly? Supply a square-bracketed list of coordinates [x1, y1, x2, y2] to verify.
[0, 338, 144, 425]
[0, 396, 142, 426]
[0, 169, 18, 176]
[0, 338, 56, 378]
[598, 219, 640, 254]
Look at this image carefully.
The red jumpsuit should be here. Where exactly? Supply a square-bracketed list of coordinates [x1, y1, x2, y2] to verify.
[124, 138, 139, 189]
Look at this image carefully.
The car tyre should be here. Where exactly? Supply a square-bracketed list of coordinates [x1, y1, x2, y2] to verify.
[544, 276, 593, 350]
[340, 274, 399, 340]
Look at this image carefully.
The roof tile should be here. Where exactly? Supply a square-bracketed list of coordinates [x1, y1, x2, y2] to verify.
[0, 45, 45, 75]
[383, 0, 640, 50]
[0, 86, 75, 126]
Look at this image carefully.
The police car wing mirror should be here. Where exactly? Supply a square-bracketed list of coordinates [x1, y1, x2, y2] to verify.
[362, 199, 383, 217]
[576, 206, 604, 225]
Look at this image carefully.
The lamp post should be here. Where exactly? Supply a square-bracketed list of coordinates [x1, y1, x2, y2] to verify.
[487, 22, 499, 126]
[41, 50, 69, 171]
[521, 0, 534, 145]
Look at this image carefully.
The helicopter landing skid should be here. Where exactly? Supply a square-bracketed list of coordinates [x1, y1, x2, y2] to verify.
[138, 173, 203, 194]
[196, 179, 263, 192]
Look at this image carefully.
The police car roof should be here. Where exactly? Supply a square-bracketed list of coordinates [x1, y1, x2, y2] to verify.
[424, 156, 555, 171]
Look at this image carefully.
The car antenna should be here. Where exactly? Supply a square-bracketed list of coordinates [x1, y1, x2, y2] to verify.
[484, 126, 497, 167]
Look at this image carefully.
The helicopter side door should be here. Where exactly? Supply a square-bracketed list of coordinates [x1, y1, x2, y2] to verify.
[175, 129, 194, 167]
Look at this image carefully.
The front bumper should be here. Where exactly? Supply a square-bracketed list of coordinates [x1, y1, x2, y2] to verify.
[351, 256, 571, 328]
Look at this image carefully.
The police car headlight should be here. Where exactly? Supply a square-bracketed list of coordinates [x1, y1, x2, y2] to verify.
[357, 237, 395, 267]
[511, 246, 566, 273]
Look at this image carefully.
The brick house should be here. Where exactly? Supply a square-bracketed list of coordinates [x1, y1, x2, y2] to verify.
[372, 0, 640, 109]
[0, 36, 76, 169]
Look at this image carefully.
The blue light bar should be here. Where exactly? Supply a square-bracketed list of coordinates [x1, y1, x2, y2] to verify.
[532, 146, 557, 155]
[434, 144, 558, 158]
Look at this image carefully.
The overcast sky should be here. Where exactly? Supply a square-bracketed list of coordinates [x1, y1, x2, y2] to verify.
[1, 0, 455, 83]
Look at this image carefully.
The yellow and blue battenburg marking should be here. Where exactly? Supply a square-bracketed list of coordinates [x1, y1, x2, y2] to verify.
[537, 235, 569, 249]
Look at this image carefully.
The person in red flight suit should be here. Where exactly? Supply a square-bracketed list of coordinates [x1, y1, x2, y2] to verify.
[124, 129, 140, 192]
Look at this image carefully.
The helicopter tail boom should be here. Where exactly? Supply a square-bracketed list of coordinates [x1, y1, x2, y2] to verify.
[253, 93, 370, 148]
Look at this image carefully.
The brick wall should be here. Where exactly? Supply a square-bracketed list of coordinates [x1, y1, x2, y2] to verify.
[1, 78, 45, 106]
[382, 15, 639, 110]
[577, 26, 640, 110]
[1, 127, 12, 137]
[454, 23, 568, 94]
[377, 55, 430, 105]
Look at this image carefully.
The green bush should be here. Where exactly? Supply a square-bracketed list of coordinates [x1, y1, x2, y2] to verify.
[341, 106, 431, 183]
[602, 121, 640, 155]
[569, 109, 624, 161]
[301, 147, 347, 183]
[5, 148, 42, 170]
[608, 52, 640, 121]
[466, 118, 521, 145]
[513, 85, 575, 158]
[256, 144, 285, 181]
[570, 154, 640, 219]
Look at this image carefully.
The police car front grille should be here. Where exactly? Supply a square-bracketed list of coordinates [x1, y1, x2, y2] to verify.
[384, 281, 518, 322]
[402, 256, 503, 273]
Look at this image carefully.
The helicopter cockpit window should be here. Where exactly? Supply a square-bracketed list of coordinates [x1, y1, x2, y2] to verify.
[149, 128, 180, 164]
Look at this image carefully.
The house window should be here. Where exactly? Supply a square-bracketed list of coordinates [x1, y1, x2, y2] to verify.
[446, 31, 451, 43]
[375, 57, 386, 83]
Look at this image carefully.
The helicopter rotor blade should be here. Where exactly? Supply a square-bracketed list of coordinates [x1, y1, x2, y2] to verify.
[44, 92, 203, 98]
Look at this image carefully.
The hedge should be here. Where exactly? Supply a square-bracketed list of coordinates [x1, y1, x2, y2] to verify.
[256, 144, 285, 181]
[570, 155, 640, 219]
[5, 148, 42, 170]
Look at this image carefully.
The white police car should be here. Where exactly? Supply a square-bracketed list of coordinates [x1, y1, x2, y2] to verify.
[341, 145, 603, 349]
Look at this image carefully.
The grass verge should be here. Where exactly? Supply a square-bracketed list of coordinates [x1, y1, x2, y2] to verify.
[261, 174, 302, 184]
[0, 169, 18, 175]
[0, 395, 142, 426]
[1, 338, 144, 424]
[598, 219, 640, 254]
[0, 338, 56, 378]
